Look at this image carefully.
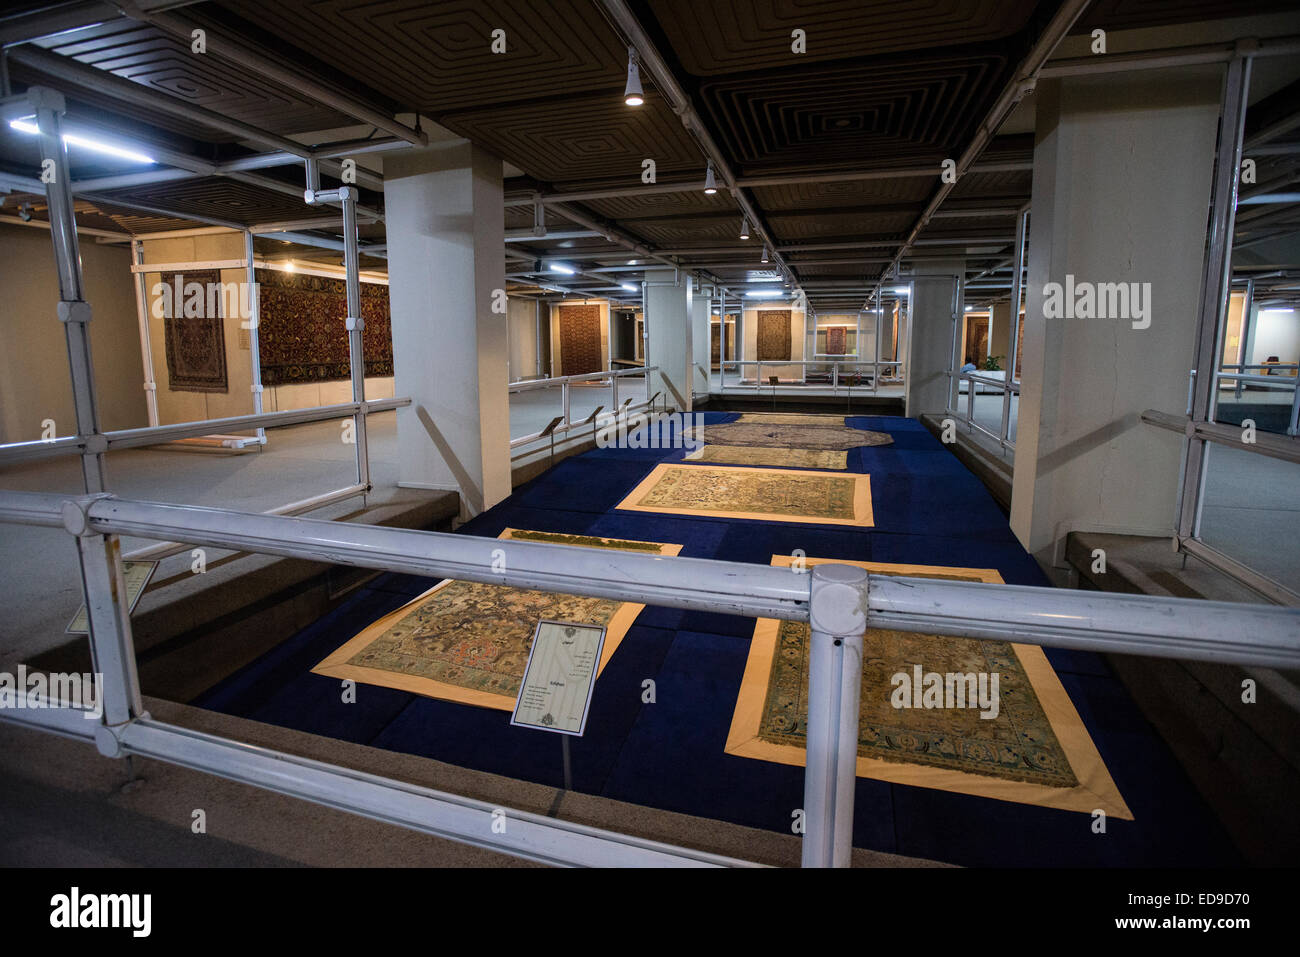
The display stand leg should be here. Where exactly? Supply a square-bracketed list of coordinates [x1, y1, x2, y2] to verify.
[561, 735, 572, 791]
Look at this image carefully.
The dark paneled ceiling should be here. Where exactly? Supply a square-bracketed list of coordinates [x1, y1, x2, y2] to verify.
[1, 0, 1296, 310]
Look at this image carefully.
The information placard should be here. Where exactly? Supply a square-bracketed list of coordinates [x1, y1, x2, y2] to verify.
[510, 620, 607, 736]
[65, 560, 159, 635]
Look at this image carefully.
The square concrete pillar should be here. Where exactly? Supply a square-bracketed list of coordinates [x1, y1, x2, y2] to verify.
[1010, 68, 1222, 569]
[385, 141, 511, 519]
[644, 268, 691, 411]
[904, 260, 964, 416]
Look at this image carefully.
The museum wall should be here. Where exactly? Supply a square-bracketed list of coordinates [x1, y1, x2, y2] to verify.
[1250, 306, 1300, 366]
[0, 223, 148, 444]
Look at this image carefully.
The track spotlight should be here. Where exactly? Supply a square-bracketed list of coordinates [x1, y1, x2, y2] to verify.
[17, 203, 32, 222]
[624, 48, 644, 107]
[703, 160, 717, 195]
[739, 217, 750, 240]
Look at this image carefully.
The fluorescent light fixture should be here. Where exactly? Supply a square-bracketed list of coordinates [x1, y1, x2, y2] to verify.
[549, 263, 575, 275]
[624, 48, 644, 106]
[9, 117, 156, 164]
[703, 159, 717, 194]
[746, 290, 783, 298]
[964, 305, 973, 311]
[739, 217, 750, 240]
[892, 286, 909, 295]
[621, 283, 638, 292]
[1261, 307, 1295, 314]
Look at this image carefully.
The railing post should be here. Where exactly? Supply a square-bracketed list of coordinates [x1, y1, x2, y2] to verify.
[802, 563, 868, 868]
[60, 495, 144, 734]
[34, 88, 107, 494]
[339, 187, 370, 493]
[562, 380, 571, 426]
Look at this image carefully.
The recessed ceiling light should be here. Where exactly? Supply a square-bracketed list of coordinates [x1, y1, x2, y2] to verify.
[624, 48, 644, 107]
[284, 261, 296, 272]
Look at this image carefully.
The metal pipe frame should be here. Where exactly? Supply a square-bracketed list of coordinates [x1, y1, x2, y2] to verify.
[0, 398, 410, 467]
[1177, 56, 1251, 544]
[999, 206, 1029, 450]
[508, 365, 653, 394]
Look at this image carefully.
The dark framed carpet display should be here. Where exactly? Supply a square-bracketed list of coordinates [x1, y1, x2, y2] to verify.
[160, 269, 228, 393]
[756, 310, 792, 361]
[825, 325, 847, 356]
[559, 304, 603, 376]
[255, 268, 393, 386]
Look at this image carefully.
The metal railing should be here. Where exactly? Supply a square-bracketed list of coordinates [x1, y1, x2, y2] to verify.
[508, 366, 657, 450]
[1, 488, 1297, 867]
[1215, 363, 1300, 436]
[718, 359, 904, 396]
[947, 370, 1021, 452]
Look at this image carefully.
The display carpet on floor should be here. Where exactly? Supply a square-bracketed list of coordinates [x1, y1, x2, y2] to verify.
[617, 463, 873, 526]
[698, 420, 893, 450]
[313, 529, 681, 711]
[726, 554, 1131, 820]
[687, 445, 847, 469]
[194, 411, 1239, 866]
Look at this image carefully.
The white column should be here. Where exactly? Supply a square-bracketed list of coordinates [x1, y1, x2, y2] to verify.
[903, 260, 964, 416]
[644, 268, 691, 411]
[385, 141, 511, 519]
[1009, 68, 1222, 568]
[691, 284, 711, 399]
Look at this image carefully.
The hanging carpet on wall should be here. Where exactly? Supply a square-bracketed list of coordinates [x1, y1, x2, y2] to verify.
[255, 268, 393, 386]
[756, 310, 792, 361]
[726, 555, 1132, 819]
[558, 304, 603, 376]
[825, 326, 847, 355]
[313, 530, 682, 710]
[160, 269, 228, 393]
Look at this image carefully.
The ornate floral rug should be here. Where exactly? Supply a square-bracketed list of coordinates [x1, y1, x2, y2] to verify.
[701, 421, 893, 450]
[616, 463, 873, 527]
[726, 555, 1132, 818]
[313, 529, 681, 710]
[686, 445, 847, 470]
[756, 310, 792, 361]
[735, 413, 845, 425]
[161, 269, 228, 393]
[256, 268, 392, 386]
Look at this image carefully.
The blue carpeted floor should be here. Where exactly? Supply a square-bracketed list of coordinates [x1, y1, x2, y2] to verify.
[194, 413, 1240, 865]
